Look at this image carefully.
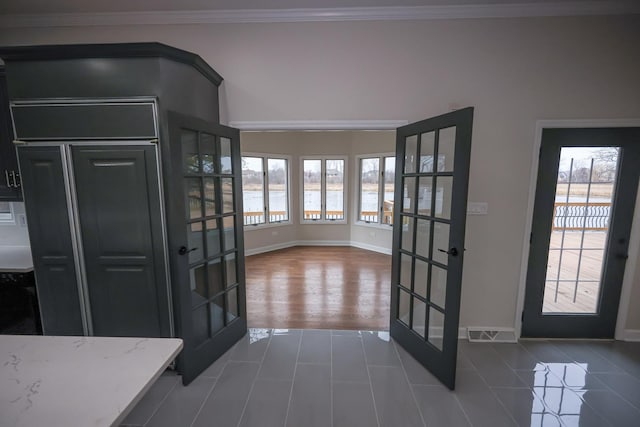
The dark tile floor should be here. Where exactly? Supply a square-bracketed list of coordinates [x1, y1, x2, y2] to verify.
[121, 329, 640, 427]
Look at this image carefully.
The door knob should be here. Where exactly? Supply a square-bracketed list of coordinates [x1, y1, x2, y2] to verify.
[616, 253, 629, 260]
[178, 246, 198, 255]
[437, 247, 459, 256]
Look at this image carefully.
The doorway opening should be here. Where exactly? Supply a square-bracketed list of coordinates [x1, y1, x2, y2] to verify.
[238, 129, 396, 331]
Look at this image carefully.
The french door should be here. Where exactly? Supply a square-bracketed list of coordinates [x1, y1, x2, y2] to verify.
[167, 112, 247, 385]
[522, 128, 640, 338]
[391, 107, 474, 390]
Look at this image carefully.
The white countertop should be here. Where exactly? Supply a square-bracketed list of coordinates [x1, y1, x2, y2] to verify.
[0, 246, 34, 273]
[0, 335, 183, 427]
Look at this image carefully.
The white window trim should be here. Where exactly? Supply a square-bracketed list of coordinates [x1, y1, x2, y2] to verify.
[354, 152, 396, 229]
[0, 202, 16, 224]
[241, 152, 293, 230]
[300, 155, 348, 225]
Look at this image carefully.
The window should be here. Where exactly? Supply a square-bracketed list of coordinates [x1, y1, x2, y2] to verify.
[302, 157, 346, 222]
[241, 155, 290, 226]
[358, 155, 395, 225]
[0, 202, 14, 222]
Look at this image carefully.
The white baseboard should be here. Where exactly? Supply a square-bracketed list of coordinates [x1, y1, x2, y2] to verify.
[621, 329, 640, 342]
[350, 241, 393, 255]
[295, 240, 351, 247]
[245, 240, 392, 256]
[244, 241, 297, 256]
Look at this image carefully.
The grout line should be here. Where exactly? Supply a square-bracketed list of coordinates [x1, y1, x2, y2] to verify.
[360, 332, 381, 427]
[282, 329, 303, 427]
[235, 328, 275, 427]
[188, 377, 218, 427]
[390, 339, 426, 427]
[140, 376, 180, 427]
[188, 342, 237, 426]
[330, 329, 334, 427]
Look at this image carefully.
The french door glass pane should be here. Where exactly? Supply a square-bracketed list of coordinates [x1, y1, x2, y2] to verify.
[226, 287, 239, 323]
[414, 259, 428, 298]
[223, 215, 236, 251]
[383, 157, 395, 224]
[404, 135, 417, 174]
[434, 177, 453, 219]
[268, 158, 289, 222]
[206, 219, 220, 256]
[204, 178, 216, 216]
[182, 130, 199, 173]
[326, 159, 344, 220]
[241, 157, 265, 225]
[210, 296, 225, 334]
[412, 298, 426, 337]
[437, 127, 456, 172]
[185, 178, 202, 220]
[402, 177, 416, 213]
[430, 265, 447, 309]
[207, 257, 223, 297]
[201, 133, 216, 174]
[401, 216, 414, 251]
[190, 265, 207, 307]
[225, 253, 237, 287]
[428, 308, 444, 350]
[187, 222, 204, 263]
[398, 289, 411, 325]
[420, 132, 435, 173]
[432, 222, 450, 266]
[542, 146, 619, 314]
[220, 137, 233, 174]
[222, 178, 234, 214]
[400, 253, 412, 289]
[360, 158, 379, 222]
[415, 219, 430, 258]
[303, 160, 322, 220]
[417, 177, 432, 216]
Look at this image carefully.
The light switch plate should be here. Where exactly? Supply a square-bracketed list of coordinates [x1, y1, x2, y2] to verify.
[467, 202, 488, 215]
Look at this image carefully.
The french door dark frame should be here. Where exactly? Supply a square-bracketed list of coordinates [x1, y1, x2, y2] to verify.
[522, 127, 640, 338]
[390, 107, 474, 390]
[166, 111, 247, 385]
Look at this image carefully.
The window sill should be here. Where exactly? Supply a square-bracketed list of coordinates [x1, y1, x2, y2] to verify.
[243, 221, 293, 231]
[300, 219, 348, 225]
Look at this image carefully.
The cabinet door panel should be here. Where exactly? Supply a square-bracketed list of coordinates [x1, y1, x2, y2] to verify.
[72, 145, 171, 338]
[18, 146, 83, 335]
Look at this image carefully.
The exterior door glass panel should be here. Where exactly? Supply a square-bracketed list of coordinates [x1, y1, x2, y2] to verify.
[542, 147, 618, 314]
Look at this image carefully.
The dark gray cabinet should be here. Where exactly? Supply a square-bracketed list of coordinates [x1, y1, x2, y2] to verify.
[1, 43, 247, 384]
[0, 66, 21, 200]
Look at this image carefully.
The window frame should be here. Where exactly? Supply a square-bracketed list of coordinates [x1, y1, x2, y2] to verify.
[300, 155, 348, 224]
[354, 152, 396, 229]
[241, 152, 292, 230]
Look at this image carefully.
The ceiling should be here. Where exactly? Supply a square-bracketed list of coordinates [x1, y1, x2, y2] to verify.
[0, 0, 621, 15]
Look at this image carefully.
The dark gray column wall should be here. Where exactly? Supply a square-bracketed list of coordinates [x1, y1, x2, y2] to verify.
[5, 57, 219, 123]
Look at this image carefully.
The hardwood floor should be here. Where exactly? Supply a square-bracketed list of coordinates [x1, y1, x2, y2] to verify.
[245, 246, 391, 330]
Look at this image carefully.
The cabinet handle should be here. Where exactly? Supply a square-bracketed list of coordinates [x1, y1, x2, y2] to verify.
[10, 171, 20, 188]
[4, 170, 11, 188]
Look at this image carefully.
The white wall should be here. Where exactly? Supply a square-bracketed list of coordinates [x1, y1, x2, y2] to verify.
[2, 14, 639, 332]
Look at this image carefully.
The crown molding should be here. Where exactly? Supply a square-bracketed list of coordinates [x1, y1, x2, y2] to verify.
[1, 2, 638, 28]
[228, 120, 408, 131]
